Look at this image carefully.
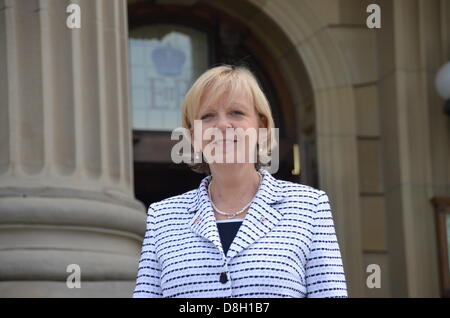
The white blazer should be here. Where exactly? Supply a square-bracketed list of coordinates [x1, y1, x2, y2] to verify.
[133, 168, 347, 298]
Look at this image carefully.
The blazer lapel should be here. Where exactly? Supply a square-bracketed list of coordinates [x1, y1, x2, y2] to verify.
[188, 175, 225, 257]
[226, 169, 284, 261]
[187, 169, 285, 261]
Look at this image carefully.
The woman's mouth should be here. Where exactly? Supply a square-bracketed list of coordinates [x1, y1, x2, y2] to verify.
[213, 139, 237, 145]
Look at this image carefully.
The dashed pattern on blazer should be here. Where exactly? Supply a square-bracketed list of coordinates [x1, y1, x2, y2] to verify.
[133, 168, 348, 298]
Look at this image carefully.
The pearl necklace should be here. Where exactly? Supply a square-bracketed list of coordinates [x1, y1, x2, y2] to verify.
[208, 172, 263, 219]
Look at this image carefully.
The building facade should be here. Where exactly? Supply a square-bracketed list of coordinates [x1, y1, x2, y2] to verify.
[0, 0, 449, 297]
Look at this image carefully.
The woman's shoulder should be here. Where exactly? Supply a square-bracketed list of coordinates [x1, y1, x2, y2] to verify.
[271, 178, 332, 219]
[274, 177, 327, 200]
[147, 188, 197, 214]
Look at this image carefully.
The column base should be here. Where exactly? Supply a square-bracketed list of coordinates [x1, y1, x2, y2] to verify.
[0, 281, 136, 298]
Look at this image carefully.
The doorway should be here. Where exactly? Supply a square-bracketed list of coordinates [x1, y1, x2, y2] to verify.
[128, 1, 317, 209]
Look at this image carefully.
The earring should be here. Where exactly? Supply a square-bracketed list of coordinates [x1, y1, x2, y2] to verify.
[258, 144, 265, 153]
[194, 151, 202, 162]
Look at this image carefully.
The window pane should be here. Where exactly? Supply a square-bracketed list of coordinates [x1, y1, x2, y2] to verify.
[129, 24, 209, 131]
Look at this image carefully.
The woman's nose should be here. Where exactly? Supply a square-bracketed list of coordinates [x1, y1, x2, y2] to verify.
[214, 113, 233, 131]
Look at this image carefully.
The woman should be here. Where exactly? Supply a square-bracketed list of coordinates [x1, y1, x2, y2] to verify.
[133, 65, 347, 298]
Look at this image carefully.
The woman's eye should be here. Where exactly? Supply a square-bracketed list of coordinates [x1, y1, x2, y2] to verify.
[200, 114, 212, 120]
[232, 111, 244, 115]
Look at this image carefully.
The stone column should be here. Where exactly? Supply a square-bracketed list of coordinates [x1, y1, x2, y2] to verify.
[377, 0, 446, 297]
[0, 0, 146, 297]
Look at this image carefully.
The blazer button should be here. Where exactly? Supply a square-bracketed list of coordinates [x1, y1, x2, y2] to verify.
[219, 272, 228, 284]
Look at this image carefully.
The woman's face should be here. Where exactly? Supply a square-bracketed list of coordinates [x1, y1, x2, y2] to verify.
[193, 88, 265, 164]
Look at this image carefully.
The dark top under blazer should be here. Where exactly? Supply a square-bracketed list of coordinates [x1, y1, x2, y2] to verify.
[133, 168, 348, 298]
[216, 220, 243, 255]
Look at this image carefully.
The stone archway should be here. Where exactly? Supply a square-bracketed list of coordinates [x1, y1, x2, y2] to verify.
[207, 0, 365, 296]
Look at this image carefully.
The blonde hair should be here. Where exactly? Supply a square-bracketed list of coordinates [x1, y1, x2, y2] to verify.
[181, 65, 277, 175]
